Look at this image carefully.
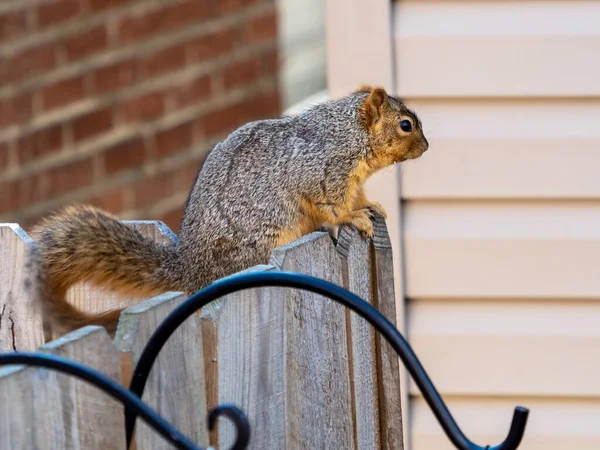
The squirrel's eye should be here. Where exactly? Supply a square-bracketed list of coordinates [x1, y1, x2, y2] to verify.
[400, 120, 412, 132]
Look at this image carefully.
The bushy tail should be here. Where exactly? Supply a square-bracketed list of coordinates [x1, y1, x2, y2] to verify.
[27, 205, 183, 336]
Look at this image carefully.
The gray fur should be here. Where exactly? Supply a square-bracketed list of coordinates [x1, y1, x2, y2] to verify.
[177, 92, 372, 291]
[30, 87, 427, 335]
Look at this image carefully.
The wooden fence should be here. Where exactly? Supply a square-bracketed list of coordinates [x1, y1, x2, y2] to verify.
[0, 216, 403, 450]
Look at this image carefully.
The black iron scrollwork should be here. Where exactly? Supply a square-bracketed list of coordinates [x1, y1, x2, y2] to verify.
[125, 271, 529, 450]
[208, 405, 251, 450]
[0, 352, 202, 450]
[1, 271, 529, 450]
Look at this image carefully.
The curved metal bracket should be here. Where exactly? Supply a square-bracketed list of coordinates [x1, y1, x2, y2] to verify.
[125, 271, 529, 450]
[208, 404, 251, 450]
[0, 352, 201, 450]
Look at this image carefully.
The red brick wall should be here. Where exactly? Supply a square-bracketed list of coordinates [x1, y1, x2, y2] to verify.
[0, 0, 281, 232]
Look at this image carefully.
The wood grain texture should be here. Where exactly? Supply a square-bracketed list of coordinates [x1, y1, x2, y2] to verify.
[201, 314, 219, 448]
[0, 224, 45, 351]
[371, 213, 404, 450]
[0, 326, 126, 449]
[337, 224, 381, 449]
[0, 364, 66, 449]
[200, 265, 285, 450]
[38, 326, 126, 449]
[363, 163, 410, 444]
[114, 291, 208, 450]
[270, 232, 354, 449]
[67, 220, 177, 315]
[198, 266, 274, 448]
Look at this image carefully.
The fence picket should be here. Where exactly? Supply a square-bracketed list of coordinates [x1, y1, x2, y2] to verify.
[115, 291, 208, 450]
[0, 224, 45, 351]
[38, 325, 126, 449]
[269, 232, 355, 449]
[371, 213, 404, 450]
[337, 224, 381, 449]
[200, 265, 281, 449]
[0, 216, 408, 450]
[0, 326, 126, 449]
[0, 364, 66, 449]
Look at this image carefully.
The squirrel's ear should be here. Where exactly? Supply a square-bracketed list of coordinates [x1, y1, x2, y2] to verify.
[361, 87, 389, 127]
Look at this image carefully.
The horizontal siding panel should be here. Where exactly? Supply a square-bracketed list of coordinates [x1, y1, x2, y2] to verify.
[394, 1, 600, 97]
[391, 2, 600, 448]
[395, 37, 600, 98]
[402, 100, 600, 140]
[412, 397, 600, 450]
[394, 1, 600, 36]
[401, 138, 600, 199]
[408, 301, 600, 396]
[400, 99, 600, 199]
[410, 335, 600, 396]
[404, 202, 600, 298]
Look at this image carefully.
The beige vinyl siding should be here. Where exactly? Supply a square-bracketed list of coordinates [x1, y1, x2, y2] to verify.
[394, 1, 600, 98]
[394, 1, 600, 449]
[401, 101, 600, 199]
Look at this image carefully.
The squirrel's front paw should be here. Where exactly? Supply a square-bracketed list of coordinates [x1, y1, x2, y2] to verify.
[347, 209, 374, 239]
[363, 201, 387, 219]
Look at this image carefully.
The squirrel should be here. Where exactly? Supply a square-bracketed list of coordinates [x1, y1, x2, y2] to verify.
[27, 85, 429, 336]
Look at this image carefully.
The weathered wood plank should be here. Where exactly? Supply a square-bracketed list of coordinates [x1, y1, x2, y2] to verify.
[38, 325, 126, 449]
[200, 265, 281, 449]
[0, 364, 65, 449]
[337, 224, 381, 449]
[0, 224, 45, 351]
[371, 213, 404, 450]
[270, 232, 354, 449]
[363, 150, 408, 441]
[66, 220, 177, 317]
[203, 233, 357, 449]
[114, 291, 208, 450]
[200, 314, 219, 447]
[0, 326, 126, 449]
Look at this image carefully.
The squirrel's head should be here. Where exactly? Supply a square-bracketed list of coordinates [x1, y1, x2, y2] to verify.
[358, 85, 428, 169]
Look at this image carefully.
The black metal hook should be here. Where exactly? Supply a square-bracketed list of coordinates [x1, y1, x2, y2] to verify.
[0, 352, 201, 450]
[125, 271, 529, 450]
[208, 404, 251, 450]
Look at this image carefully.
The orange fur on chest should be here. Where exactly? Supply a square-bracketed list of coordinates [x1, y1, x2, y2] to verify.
[347, 159, 373, 209]
[304, 159, 373, 221]
[275, 207, 320, 248]
[274, 159, 375, 248]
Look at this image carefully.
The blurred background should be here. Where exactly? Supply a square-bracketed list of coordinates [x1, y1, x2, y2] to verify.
[0, 0, 327, 231]
[2, 1, 600, 449]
